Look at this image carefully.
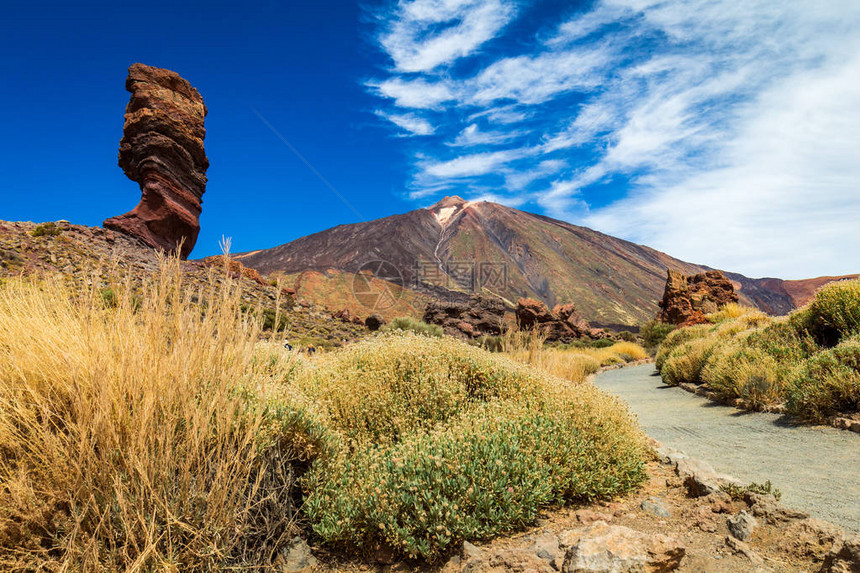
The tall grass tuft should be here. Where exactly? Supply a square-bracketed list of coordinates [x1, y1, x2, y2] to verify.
[0, 257, 305, 571]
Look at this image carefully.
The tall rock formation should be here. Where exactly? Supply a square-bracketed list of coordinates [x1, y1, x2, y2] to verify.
[104, 63, 208, 259]
[657, 269, 738, 326]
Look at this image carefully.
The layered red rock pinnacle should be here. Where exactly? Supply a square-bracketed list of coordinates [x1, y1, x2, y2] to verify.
[104, 63, 208, 259]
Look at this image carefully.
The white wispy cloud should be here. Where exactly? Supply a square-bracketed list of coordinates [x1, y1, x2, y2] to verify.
[420, 148, 527, 178]
[378, 0, 518, 72]
[468, 44, 613, 105]
[375, 111, 436, 136]
[447, 123, 524, 147]
[368, 77, 455, 109]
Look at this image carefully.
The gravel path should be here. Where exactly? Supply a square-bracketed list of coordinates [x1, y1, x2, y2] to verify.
[595, 364, 860, 532]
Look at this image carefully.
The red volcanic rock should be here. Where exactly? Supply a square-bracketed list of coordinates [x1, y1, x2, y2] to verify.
[516, 298, 607, 341]
[658, 269, 738, 326]
[423, 295, 506, 339]
[515, 298, 555, 329]
[202, 255, 265, 285]
[104, 63, 208, 259]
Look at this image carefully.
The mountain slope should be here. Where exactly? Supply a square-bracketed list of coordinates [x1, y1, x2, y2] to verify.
[235, 197, 849, 327]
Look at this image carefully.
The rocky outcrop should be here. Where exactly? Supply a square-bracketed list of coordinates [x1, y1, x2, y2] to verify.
[657, 270, 738, 326]
[515, 298, 607, 341]
[423, 295, 506, 339]
[202, 255, 265, 285]
[332, 308, 364, 325]
[104, 63, 208, 259]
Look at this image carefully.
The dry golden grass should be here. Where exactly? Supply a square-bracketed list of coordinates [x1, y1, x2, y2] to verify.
[502, 331, 647, 384]
[0, 257, 302, 571]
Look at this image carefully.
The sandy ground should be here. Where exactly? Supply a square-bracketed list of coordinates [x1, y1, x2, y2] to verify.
[595, 364, 860, 532]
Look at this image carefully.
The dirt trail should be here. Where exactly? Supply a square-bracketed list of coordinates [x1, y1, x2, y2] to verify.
[595, 364, 860, 532]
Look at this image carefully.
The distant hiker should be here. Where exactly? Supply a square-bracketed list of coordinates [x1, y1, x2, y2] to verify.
[306, 346, 316, 355]
[283, 340, 293, 351]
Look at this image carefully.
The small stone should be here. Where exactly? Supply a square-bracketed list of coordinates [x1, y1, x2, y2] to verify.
[695, 506, 718, 533]
[575, 509, 612, 525]
[641, 497, 671, 518]
[727, 511, 758, 542]
[281, 537, 318, 572]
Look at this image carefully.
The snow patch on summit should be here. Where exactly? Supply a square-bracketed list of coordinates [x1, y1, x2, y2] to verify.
[434, 206, 458, 225]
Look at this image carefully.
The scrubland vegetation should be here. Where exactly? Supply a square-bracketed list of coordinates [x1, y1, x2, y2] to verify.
[0, 259, 649, 569]
[656, 280, 860, 421]
[502, 331, 648, 384]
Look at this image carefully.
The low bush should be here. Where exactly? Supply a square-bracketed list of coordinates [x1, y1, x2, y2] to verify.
[805, 279, 860, 345]
[656, 280, 860, 418]
[661, 336, 716, 386]
[296, 333, 649, 561]
[655, 324, 710, 371]
[640, 320, 675, 350]
[30, 221, 62, 237]
[787, 337, 860, 422]
[384, 316, 444, 337]
[721, 480, 782, 502]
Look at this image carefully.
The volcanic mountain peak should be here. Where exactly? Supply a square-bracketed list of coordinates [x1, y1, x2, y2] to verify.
[428, 195, 472, 226]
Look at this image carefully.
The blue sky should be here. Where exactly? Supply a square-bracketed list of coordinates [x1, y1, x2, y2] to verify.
[2, 1, 858, 279]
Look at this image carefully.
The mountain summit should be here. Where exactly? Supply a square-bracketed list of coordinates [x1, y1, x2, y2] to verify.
[235, 199, 822, 328]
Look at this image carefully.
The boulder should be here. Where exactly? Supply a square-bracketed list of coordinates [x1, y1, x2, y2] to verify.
[561, 522, 685, 572]
[657, 269, 738, 326]
[365, 313, 385, 331]
[104, 63, 209, 259]
[423, 295, 506, 339]
[745, 492, 809, 524]
[727, 510, 758, 542]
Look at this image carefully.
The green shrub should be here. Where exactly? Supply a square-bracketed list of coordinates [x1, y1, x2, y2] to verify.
[700, 342, 786, 408]
[787, 337, 860, 421]
[305, 402, 645, 561]
[640, 320, 675, 350]
[384, 316, 443, 338]
[296, 334, 648, 562]
[721, 480, 782, 502]
[661, 337, 716, 386]
[655, 324, 710, 371]
[805, 279, 860, 345]
[475, 335, 504, 352]
[617, 331, 637, 342]
[30, 222, 62, 237]
[591, 338, 615, 349]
